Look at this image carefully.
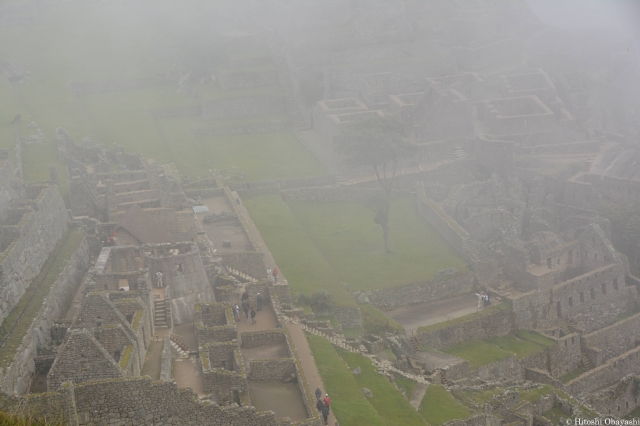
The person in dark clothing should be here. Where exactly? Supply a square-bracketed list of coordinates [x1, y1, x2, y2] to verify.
[243, 300, 250, 319]
[324, 394, 331, 413]
[316, 398, 324, 415]
[257, 293, 263, 311]
[241, 290, 249, 301]
[321, 405, 329, 425]
[250, 307, 257, 325]
[315, 387, 322, 400]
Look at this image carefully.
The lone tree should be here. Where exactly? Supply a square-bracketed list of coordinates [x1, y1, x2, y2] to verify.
[335, 115, 415, 252]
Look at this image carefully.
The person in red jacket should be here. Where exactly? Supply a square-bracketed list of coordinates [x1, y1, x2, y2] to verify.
[324, 394, 331, 413]
[273, 267, 279, 283]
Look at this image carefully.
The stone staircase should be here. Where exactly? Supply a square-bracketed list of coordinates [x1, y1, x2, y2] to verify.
[557, 320, 572, 337]
[440, 369, 454, 387]
[154, 299, 168, 328]
[266, 29, 308, 131]
[170, 334, 189, 359]
[409, 336, 420, 352]
[227, 267, 258, 283]
[579, 352, 594, 370]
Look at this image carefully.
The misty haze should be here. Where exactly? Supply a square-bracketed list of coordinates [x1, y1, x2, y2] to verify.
[0, 1, 639, 425]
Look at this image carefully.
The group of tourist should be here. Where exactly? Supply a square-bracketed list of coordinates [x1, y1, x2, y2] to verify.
[315, 387, 336, 426]
[475, 291, 491, 309]
[234, 290, 263, 325]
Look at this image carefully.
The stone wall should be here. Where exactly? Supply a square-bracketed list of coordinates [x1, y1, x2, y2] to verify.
[471, 355, 524, 382]
[363, 271, 474, 310]
[160, 335, 172, 381]
[241, 330, 287, 349]
[195, 321, 237, 344]
[0, 236, 89, 395]
[249, 358, 296, 381]
[0, 376, 279, 426]
[0, 185, 69, 323]
[201, 95, 286, 120]
[334, 306, 362, 328]
[582, 312, 640, 366]
[548, 333, 582, 378]
[417, 305, 513, 350]
[583, 375, 640, 418]
[565, 346, 640, 396]
[192, 121, 287, 137]
[219, 252, 268, 281]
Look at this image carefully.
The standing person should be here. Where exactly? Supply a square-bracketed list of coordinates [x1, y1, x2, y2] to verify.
[324, 394, 331, 413]
[486, 291, 491, 306]
[321, 405, 329, 426]
[242, 290, 249, 302]
[234, 304, 241, 321]
[156, 271, 163, 288]
[243, 300, 250, 320]
[257, 293, 263, 311]
[250, 307, 257, 325]
[315, 387, 322, 400]
[273, 267, 279, 284]
[475, 292, 483, 309]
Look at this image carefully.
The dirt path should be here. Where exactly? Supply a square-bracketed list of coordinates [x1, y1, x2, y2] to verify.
[410, 382, 428, 411]
[286, 322, 336, 426]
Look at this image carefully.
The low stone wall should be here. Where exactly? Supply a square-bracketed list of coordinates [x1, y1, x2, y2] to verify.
[202, 95, 285, 120]
[160, 335, 172, 381]
[565, 346, 640, 396]
[583, 375, 640, 418]
[195, 321, 237, 344]
[363, 272, 474, 310]
[249, 358, 296, 380]
[219, 252, 268, 281]
[192, 121, 287, 137]
[334, 306, 362, 328]
[471, 355, 524, 382]
[281, 186, 385, 202]
[0, 236, 90, 395]
[185, 187, 225, 199]
[525, 368, 565, 389]
[241, 330, 286, 349]
[416, 305, 513, 350]
[232, 175, 336, 195]
[520, 350, 548, 371]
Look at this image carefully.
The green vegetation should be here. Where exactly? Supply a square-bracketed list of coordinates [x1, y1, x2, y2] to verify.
[0, 411, 63, 425]
[442, 339, 513, 370]
[343, 328, 361, 339]
[560, 367, 587, 384]
[360, 304, 404, 335]
[287, 197, 468, 291]
[306, 334, 385, 426]
[0, 229, 84, 367]
[418, 303, 511, 334]
[384, 347, 397, 363]
[452, 387, 504, 407]
[243, 194, 356, 307]
[419, 385, 473, 426]
[515, 330, 557, 348]
[488, 332, 555, 359]
[336, 347, 429, 426]
[519, 385, 555, 403]
[394, 376, 415, 397]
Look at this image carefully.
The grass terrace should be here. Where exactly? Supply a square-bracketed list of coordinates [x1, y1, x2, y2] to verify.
[419, 385, 473, 426]
[488, 331, 556, 359]
[442, 339, 513, 370]
[417, 302, 511, 334]
[0, 229, 84, 367]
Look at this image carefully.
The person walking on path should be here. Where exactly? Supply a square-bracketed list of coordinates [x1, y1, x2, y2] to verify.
[475, 292, 483, 309]
[315, 387, 322, 400]
[273, 267, 279, 283]
[250, 307, 257, 325]
[324, 394, 331, 413]
[234, 304, 241, 321]
[257, 293, 263, 311]
[321, 405, 329, 425]
[316, 398, 325, 417]
[242, 290, 249, 302]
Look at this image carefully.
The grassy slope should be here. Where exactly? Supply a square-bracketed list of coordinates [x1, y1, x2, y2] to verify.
[0, 229, 84, 367]
[488, 332, 555, 359]
[306, 334, 385, 426]
[418, 303, 511, 334]
[419, 385, 472, 426]
[442, 340, 513, 370]
[360, 303, 404, 335]
[243, 194, 356, 307]
[287, 197, 468, 291]
[337, 349, 428, 426]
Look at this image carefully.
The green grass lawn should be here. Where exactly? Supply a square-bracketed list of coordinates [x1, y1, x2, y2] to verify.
[442, 339, 513, 370]
[487, 332, 555, 359]
[243, 194, 356, 307]
[452, 387, 504, 407]
[287, 197, 468, 291]
[560, 367, 587, 384]
[360, 303, 404, 335]
[0, 228, 84, 367]
[418, 303, 511, 334]
[394, 375, 415, 397]
[419, 385, 472, 426]
[337, 348, 429, 426]
[197, 129, 327, 182]
[306, 334, 385, 426]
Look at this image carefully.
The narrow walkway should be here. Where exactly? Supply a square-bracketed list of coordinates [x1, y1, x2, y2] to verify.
[286, 322, 336, 426]
[409, 382, 428, 411]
